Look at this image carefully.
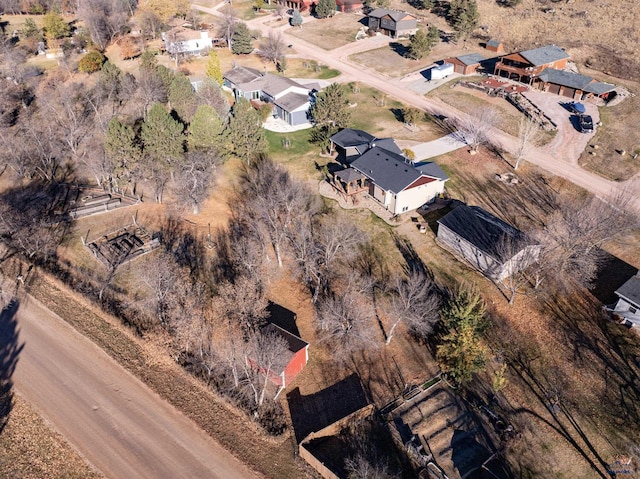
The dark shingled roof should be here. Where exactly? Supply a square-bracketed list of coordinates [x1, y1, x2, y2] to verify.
[223, 66, 263, 85]
[616, 274, 640, 308]
[456, 53, 486, 66]
[519, 45, 569, 66]
[584, 81, 616, 95]
[437, 205, 526, 261]
[538, 68, 593, 90]
[330, 128, 376, 148]
[373, 138, 403, 155]
[335, 167, 365, 182]
[416, 162, 449, 181]
[274, 92, 309, 111]
[351, 147, 423, 193]
[367, 8, 414, 22]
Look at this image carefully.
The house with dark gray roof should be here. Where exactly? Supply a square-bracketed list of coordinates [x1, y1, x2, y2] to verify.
[494, 44, 569, 84]
[612, 273, 640, 328]
[437, 204, 540, 280]
[535, 68, 616, 101]
[223, 66, 315, 126]
[367, 8, 417, 38]
[330, 128, 402, 164]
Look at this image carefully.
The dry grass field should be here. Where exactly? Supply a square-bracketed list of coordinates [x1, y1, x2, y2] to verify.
[287, 13, 362, 50]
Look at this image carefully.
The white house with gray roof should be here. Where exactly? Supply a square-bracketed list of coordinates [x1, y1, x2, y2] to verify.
[223, 66, 314, 126]
[611, 273, 640, 328]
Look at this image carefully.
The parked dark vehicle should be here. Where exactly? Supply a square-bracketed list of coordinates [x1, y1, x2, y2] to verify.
[578, 114, 594, 134]
[568, 101, 586, 115]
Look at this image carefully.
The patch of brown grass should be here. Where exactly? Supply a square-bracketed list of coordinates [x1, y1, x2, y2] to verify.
[287, 13, 360, 50]
[577, 77, 640, 181]
[0, 394, 102, 479]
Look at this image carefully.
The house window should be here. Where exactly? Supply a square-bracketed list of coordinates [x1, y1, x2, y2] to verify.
[251, 91, 260, 100]
[402, 206, 408, 212]
[630, 306, 638, 314]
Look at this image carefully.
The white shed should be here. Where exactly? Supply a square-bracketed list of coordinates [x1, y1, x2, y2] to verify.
[429, 63, 454, 80]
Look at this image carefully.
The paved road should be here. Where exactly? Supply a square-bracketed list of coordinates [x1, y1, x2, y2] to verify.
[193, 4, 638, 208]
[10, 295, 258, 479]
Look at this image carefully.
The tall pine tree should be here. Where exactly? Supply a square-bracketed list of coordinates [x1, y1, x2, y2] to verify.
[231, 23, 254, 54]
[310, 83, 351, 153]
[315, 0, 336, 18]
[104, 117, 141, 191]
[188, 105, 225, 152]
[226, 98, 267, 163]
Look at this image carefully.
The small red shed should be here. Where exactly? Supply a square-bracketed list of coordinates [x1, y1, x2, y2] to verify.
[261, 323, 309, 388]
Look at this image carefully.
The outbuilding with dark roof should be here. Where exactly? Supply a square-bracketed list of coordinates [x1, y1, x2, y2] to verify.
[437, 204, 540, 280]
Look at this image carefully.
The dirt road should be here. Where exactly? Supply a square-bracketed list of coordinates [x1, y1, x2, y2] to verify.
[191, 5, 638, 208]
[10, 295, 259, 479]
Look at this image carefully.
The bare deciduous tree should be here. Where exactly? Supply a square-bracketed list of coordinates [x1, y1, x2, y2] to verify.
[141, 251, 183, 325]
[217, 6, 240, 50]
[316, 289, 378, 363]
[174, 150, 220, 215]
[345, 453, 397, 479]
[514, 116, 540, 170]
[241, 330, 289, 407]
[494, 232, 540, 304]
[385, 268, 440, 344]
[215, 275, 269, 333]
[241, 157, 316, 268]
[539, 189, 638, 288]
[450, 107, 498, 153]
[258, 31, 286, 65]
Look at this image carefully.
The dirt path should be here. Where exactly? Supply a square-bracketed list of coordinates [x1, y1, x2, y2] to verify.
[10, 295, 259, 479]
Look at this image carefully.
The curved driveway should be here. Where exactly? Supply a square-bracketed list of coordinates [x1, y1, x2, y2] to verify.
[12, 295, 259, 479]
[195, 3, 639, 208]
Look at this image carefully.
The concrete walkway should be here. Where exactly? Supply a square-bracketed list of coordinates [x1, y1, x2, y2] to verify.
[402, 133, 468, 161]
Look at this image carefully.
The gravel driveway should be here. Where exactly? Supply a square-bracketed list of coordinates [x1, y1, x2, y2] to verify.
[523, 90, 599, 165]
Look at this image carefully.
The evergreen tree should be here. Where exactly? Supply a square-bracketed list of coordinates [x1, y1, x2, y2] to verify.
[168, 73, 197, 124]
[43, 11, 70, 42]
[231, 22, 254, 55]
[310, 83, 351, 153]
[420, 0, 434, 9]
[104, 117, 141, 190]
[407, 30, 429, 60]
[436, 286, 488, 384]
[205, 50, 223, 85]
[291, 9, 303, 28]
[315, 0, 336, 19]
[188, 105, 225, 152]
[21, 18, 42, 40]
[140, 49, 159, 71]
[226, 98, 267, 163]
[450, 0, 479, 40]
[141, 103, 185, 171]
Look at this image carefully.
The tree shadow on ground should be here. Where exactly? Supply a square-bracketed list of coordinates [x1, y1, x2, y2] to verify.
[0, 299, 23, 435]
[488, 294, 640, 478]
[389, 42, 409, 58]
